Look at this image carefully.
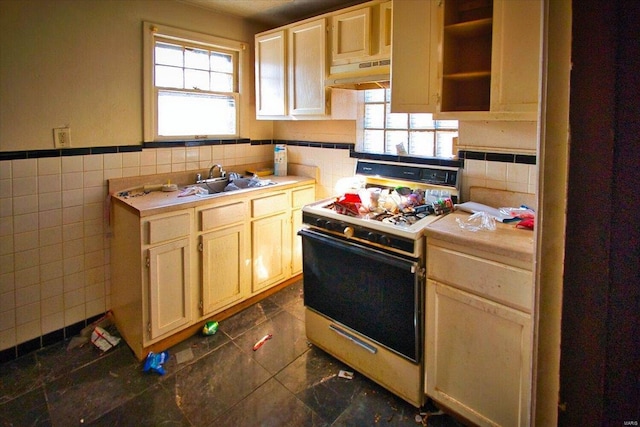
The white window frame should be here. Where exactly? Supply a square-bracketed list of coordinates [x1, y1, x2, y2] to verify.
[143, 22, 245, 142]
[357, 89, 458, 158]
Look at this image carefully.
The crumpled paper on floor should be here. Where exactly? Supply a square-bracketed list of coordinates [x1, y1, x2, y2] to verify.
[90, 326, 121, 352]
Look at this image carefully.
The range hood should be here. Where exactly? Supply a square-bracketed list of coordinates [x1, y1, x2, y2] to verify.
[325, 59, 390, 90]
[326, 74, 390, 90]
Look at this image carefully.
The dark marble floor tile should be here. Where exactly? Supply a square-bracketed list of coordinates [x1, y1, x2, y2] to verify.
[171, 340, 271, 426]
[233, 310, 309, 375]
[331, 378, 422, 426]
[161, 327, 230, 374]
[264, 279, 304, 308]
[45, 345, 157, 426]
[0, 353, 42, 404]
[275, 346, 368, 424]
[0, 387, 51, 426]
[87, 383, 190, 427]
[282, 297, 306, 322]
[211, 378, 328, 427]
[218, 299, 281, 339]
[36, 340, 114, 384]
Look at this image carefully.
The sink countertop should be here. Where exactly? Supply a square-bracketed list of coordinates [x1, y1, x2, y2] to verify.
[111, 175, 315, 217]
[425, 210, 534, 264]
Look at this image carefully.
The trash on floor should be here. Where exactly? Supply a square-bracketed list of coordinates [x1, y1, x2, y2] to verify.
[175, 347, 194, 364]
[67, 311, 116, 351]
[202, 320, 219, 336]
[252, 333, 273, 351]
[338, 369, 354, 380]
[143, 351, 169, 375]
[90, 326, 121, 352]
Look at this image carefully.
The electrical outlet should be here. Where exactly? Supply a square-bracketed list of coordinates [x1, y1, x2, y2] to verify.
[53, 127, 71, 148]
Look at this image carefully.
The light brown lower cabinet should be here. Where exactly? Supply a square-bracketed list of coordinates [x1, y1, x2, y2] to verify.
[110, 183, 314, 360]
[425, 240, 533, 426]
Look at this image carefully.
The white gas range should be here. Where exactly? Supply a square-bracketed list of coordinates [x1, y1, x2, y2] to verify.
[299, 159, 461, 408]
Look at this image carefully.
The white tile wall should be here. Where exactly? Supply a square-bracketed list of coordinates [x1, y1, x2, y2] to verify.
[1, 144, 533, 352]
[0, 144, 285, 352]
[460, 159, 537, 202]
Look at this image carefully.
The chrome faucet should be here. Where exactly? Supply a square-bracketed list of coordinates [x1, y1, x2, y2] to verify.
[208, 164, 225, 179]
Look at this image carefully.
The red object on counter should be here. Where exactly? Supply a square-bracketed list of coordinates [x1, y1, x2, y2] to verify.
[516, 218, 535, 230]
[253, 334, 273, 351]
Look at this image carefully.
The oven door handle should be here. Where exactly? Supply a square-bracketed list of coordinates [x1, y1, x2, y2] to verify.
[329, 324, 378, 354]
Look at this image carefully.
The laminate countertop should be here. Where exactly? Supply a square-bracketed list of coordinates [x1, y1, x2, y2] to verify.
[425, 210, 534, 265]
[110, 175, 315, 217]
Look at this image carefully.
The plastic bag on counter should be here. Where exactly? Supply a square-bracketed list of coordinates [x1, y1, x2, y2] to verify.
[456, 211, 497, 232]
[499, 206, 536, 220]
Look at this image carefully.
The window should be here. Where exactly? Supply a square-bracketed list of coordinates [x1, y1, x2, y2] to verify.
[143, 22, 244, 141]
[358, 89, 458, 158]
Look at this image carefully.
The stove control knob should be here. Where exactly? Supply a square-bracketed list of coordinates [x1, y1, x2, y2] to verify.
[343, 226, 355, 239]
[378, 235, 391, 246]
[315, 218, 328, 229]
[367, 232, 379, 243]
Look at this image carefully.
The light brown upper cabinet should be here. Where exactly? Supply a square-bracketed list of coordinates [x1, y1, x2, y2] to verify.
[255, 21, 327, 119]
[437, 0, 542, 120]
[328, 1, 391, 77]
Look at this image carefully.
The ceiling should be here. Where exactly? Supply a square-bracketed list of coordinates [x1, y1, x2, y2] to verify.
[177, 0, 369, 27]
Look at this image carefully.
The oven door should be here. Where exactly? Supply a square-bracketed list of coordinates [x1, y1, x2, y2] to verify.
[299, 228, 423, 363]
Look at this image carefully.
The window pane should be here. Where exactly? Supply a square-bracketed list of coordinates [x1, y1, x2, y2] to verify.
[386, 109, 408, 129]
[435, 130, 458, 157]
[436, 120, 458, 129]
[155, 65, 184, 88]
[184, 48, 210, 70]
[409, 131, 435, 156]
[210, 72, 233, 92]
[410, 113, 435, 129]
[363, 129, 384, 153]
[158, 91, 236, 136]
[364, 89, 385, 103]
[185, 69, 210, 90]
[364, 104, 385, 128]
[155, 42, 183, 66]
[385, 130, 409, 153]
[211, 52, 233, 73]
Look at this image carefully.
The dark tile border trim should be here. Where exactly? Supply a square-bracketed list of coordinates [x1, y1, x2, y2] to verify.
[458, 150, 537, 165]
[0, 314, 107, 364]
[0, 146, 143, 162]
[1, 143, 536, 167]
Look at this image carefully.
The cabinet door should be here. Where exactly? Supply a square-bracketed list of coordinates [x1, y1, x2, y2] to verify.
[426, 279, 532, 427]
[252, 213, 289, 292]
[331, 7, 371, 65]
[147, 238, 191, 340]
[490, 0, 541, 118]
[255, 30, 286, 117]
[390, 0, 438, 113]
[378, 1, 392, 57]
[201, 224, 246, 315]
[288, 19, 327, 116]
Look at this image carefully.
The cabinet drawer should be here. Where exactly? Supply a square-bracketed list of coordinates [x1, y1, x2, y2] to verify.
[200, 202, 245, 231]
[147, 213, 190, 245]
[291, 186, 315, 208]
[251, 192, 288, 217]
[427, 245, 532, 312]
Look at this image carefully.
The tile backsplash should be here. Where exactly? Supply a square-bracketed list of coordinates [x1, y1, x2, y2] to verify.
[0, 141, 536, 361]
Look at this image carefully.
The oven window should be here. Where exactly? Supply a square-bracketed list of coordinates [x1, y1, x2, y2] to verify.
[301, 230, 421, 362]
